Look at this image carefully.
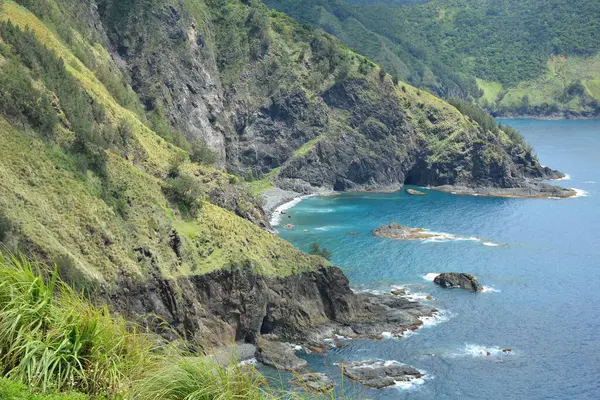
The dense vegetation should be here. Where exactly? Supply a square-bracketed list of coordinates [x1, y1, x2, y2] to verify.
[265, 0, 600, 116]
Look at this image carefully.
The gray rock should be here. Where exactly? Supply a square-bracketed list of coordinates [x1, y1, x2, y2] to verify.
[341, 361, 423, 389]
[255, 338, 307, 371]
[406, 188, 426, 195]
[294, 373, 335, 392]
[433, 273, 483, 292]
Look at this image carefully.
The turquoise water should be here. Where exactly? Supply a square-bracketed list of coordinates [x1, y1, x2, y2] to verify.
[276, 120, 600, 399]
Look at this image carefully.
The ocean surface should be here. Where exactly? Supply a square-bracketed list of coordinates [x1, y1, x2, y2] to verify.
[273, 119, 600, 399]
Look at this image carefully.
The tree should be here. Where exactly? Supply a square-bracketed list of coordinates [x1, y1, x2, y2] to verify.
[308, 242, 332, 260]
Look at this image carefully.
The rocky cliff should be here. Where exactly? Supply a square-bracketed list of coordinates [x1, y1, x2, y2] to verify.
[0, 0, 568, 352]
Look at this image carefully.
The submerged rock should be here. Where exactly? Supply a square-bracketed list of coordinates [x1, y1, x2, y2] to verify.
[373, 222, 442, 240]
[430, 183, 576, 199]
[255, 338, 307, 371]
[294, 373, 335, 392]
[406, 188, 427, 195]
[340, 361, 423, 389]
[433, 273, 483, 292]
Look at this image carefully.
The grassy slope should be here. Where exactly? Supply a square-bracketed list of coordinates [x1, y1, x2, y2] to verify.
[0, 0, 320, 284]
[478, 54, 600, 114]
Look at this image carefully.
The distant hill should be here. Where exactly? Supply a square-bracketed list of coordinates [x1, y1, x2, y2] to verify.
[265, 0, 600, 117]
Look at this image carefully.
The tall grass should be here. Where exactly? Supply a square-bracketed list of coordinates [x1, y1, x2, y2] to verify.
[0, 251, 350, 399]
[0, 252, 155, 395]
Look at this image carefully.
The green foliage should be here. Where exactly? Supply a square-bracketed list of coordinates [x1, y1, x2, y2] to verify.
[0, 378, 88, 400]
[448, 97, 497, 133]
[190, 140, 219, 166]
[0, 209, 13, 243]
[164, 175, 204, 217]
[133, 358, 271, 400]
[308, 242, 332, 261]
[0, 252, 155, 395]
[0, 59, 57, 136]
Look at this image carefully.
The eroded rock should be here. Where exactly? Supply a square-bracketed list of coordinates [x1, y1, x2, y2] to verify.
[255, 338, 307, 371]
[340, 361, 423, 389]
[406, 188, 426, 195]
[294, 373, 335, 392]
[433, 273, 483, 292]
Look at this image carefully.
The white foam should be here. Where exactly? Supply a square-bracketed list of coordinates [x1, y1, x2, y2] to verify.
[270, 194, 314, 226]
[571, 188, 588, 198]
[394, 376, 427, 390]
[423, 273, 439, 282]
[454, 344, 514, 358]
[403, 292, 433, 302]
[418, 231, 500, 246]
[419, 310, 450, 328]
[584, 181, 595, 184]
[481, 286, 501, 293]
[556, 174, 571, 181]
[483, 241, 501, 247]
[381, 331, 394, 339]
[293, 345, 304, 352]
[238, 358, 257, 366]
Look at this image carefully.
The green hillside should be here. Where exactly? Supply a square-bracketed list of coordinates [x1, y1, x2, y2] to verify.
[266, 0, 600, 117]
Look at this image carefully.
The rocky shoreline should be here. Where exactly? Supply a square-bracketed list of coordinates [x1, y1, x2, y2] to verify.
[429, 182, 577, 199]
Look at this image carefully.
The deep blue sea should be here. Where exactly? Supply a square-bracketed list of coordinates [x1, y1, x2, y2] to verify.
[275, 120, 600, 399]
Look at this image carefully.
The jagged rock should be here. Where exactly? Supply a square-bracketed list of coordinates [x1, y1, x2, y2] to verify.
[406, 188, 426, 195]
[340, 361, 423, 389]
[391, 288, 406, 296]
[433, 273, 483, 292]
[255, 338, 307, 371]
[294, 373, 335, 392]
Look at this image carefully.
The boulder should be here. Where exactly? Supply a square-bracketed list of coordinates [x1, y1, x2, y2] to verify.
[433, 273, 483, 292]
[391, 288, 406, 296]
[373, 222, 438, 240]
[340, 361, 423, 389]
[406, 188, 426, 195]
[294, 373, 335, 392]
[255, 338, 307, 371]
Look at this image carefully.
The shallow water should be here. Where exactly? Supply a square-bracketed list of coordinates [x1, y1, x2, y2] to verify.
[275, 119, 600, 399]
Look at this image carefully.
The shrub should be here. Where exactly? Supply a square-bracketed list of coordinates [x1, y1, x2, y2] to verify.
[164, 175, 203, 216]
[189, 139, 219, 166]
[0, 210, 12, 243]
[308, 242, 332, 261]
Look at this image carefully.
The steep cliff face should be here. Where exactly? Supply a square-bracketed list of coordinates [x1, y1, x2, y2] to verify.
[90, 0, 560, 191]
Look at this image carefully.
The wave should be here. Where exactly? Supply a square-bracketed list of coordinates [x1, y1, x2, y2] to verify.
[416, 231, 501, 246]
[419, 310, 450, 328]
[570, 188, 588, 198]
[556, 174, 571, 181]
[584, 181, 595, 184]
[423, 273, 439, 282]
[452, 344, 514, 358]
[483, 241, 501, 247]
[269, 195, 314, 226]
[481, 286, 501, 293]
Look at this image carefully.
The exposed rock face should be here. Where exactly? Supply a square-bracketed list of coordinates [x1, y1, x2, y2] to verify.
[294, 373, 335, 392]
[109, 265, 434, 350]
[341, 361, 423, 389]
[433, 273, 483, 292]
[255, 338, 307, 371]
[406, 188, 427, 195]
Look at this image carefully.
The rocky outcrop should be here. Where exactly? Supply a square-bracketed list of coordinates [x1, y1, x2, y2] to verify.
[255, 338, 307, 371]
[431, 182, 576, 198]
[294, 373, 335, 392]
[373, 223, 446, 240]
[109, 265, 434, 350]
[433, 273, 483, 292]
[406, 188, 427, 195]
[340, 361, 424, 389]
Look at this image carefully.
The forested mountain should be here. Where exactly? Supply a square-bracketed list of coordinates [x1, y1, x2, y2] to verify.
[0, 0, 569, 398]
[266, 0, 600, 117]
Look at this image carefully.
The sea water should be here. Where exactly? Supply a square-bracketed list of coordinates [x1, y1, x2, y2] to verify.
[275, 119, 600, 399]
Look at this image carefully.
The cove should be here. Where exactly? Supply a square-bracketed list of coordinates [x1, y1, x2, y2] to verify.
[273, 119, 600, 399]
